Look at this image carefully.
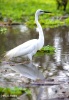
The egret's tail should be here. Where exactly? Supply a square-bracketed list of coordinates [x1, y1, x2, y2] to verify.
[4, 51, 13, 60]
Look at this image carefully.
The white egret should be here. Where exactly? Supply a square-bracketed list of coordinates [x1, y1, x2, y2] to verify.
[5, 9, 51, 61]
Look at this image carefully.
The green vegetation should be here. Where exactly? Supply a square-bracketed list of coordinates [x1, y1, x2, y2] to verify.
[35, 45, 55, 57]
[41, 45, 55, 52]
[0, 27, 7, 34]
[0, 87, 31, 97]
[0, 0, 69, 28]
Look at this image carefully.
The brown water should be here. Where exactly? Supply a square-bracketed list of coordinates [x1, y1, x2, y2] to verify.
[0, 25, 69, 100]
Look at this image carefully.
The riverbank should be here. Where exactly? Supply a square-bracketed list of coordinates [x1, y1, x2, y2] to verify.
[0, 0, 69, 28]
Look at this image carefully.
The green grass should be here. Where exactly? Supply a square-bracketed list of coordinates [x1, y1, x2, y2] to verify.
[0, 0, 69, 28]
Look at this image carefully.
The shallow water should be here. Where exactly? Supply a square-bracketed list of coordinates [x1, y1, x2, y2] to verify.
[0, 25, 69, 100]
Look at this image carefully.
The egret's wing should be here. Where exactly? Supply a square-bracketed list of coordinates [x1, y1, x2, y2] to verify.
[5, 39, 38, 59]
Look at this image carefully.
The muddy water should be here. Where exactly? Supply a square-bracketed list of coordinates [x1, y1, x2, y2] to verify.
[0, 25, 69, 100]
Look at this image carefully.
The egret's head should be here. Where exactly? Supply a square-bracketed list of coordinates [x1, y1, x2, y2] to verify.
[35, 9, 51, 16]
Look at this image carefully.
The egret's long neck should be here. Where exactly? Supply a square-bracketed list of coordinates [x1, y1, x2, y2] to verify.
[35, 14, 44, 49]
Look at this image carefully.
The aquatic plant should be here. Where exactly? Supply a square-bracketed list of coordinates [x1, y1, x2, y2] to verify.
[35, 45, 55, 57]
[0, 87, 31, 97]
[0, 87, 4, 96]
[0, 27, 7, 34]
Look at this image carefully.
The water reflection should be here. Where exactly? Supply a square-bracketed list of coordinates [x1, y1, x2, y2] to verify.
[54, 34, 62, 65]
[19, 25, 28, 32]
[6, 62, 44, 80]
[1, 63, 44, 80]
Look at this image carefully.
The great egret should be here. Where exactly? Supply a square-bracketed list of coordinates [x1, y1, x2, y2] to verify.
[5, 9, 51, 61]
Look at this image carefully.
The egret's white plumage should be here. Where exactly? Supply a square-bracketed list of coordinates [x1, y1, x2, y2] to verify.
[5, 9, 50, 61]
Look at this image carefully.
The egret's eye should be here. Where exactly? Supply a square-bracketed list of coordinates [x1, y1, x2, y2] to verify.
[40, 11, 43, 12]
